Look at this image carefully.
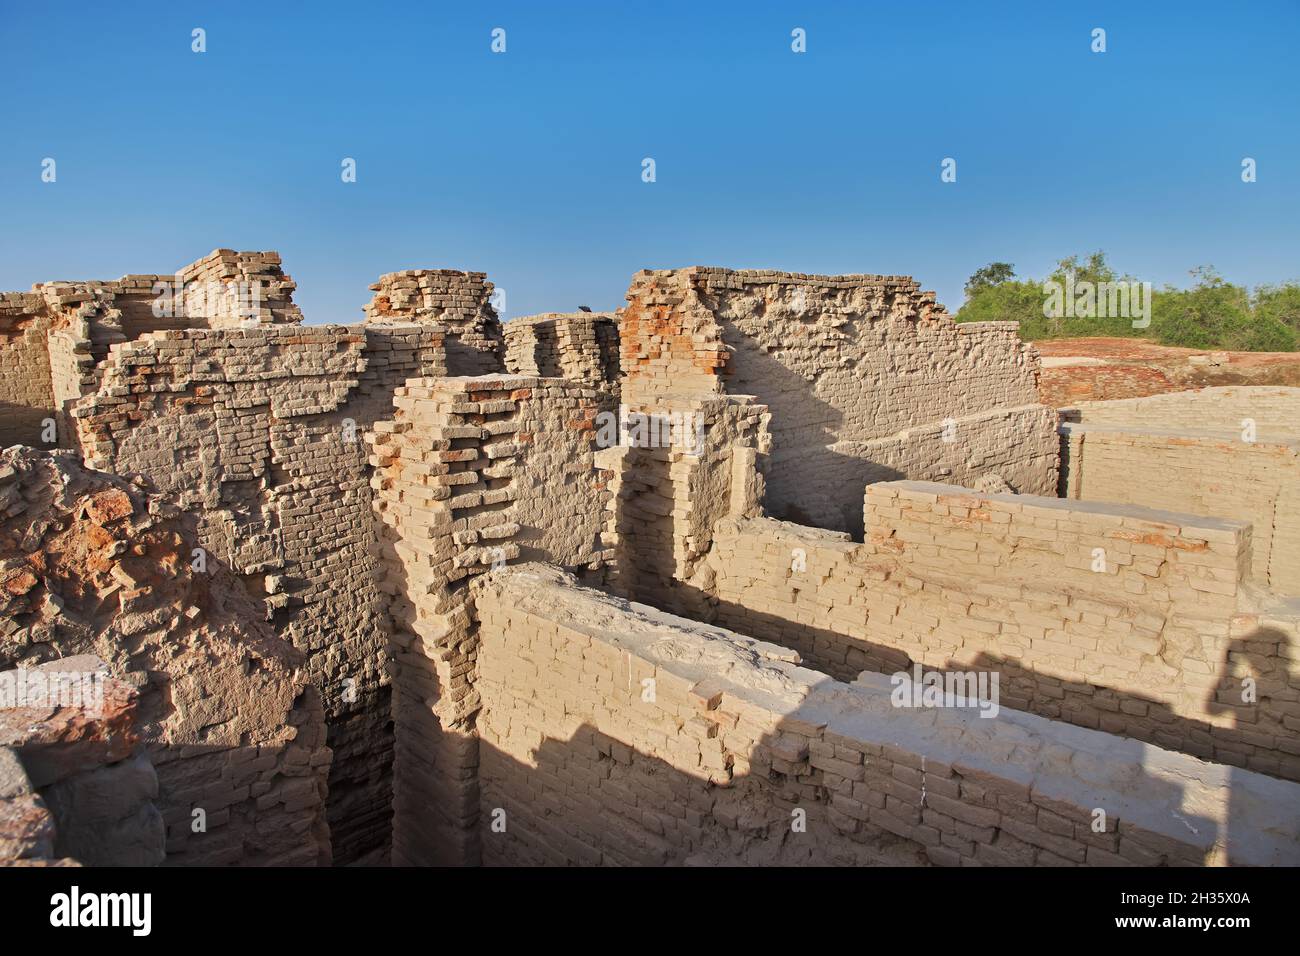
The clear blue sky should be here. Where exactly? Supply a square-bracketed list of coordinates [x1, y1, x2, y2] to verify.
[2, 1, 1297, 322]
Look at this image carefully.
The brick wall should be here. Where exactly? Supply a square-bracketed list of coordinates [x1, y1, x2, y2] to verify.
[619, 267, 1051, 534]
[694, 482, 1300, 783]
[68, 324, 448, 863]
[364, 270, 503, 375]
[368, 374, 615, 864]
[0, 249, 306, 450]
[504, 312, 620, 385]
[473, 565, 1300, 866]
[1061, 424, 1300, 595]
[1063, 386, 1300, 442]
[605, 396, 770, 610]
[0, 294, 55, 448]
[822, 404, 1060, 536]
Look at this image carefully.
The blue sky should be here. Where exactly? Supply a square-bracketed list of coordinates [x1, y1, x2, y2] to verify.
[1, 1, 1297, 322]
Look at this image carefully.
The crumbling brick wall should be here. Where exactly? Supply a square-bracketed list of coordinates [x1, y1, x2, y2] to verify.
[0, 250, 304, 450]
[1, 254, 507, 863]
[364, 270, 504, 375]
[66, 323, 449, 862]
[473, 565, 1300, 866]
[620, 267, 1053, 535]
[0, 448, 330, 865]
[694, 481, 1300, 783]
[504, 312, 621, 385]
[368, 374, 615, 864]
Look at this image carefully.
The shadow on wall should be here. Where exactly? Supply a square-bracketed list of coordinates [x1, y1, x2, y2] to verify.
[666, 580, 1300, 788]
[0, 401, 55, 450]
[777, 449, 905, 540]
[718, 341, 854, 533]
[474, 704, 1253, 867]
[966, 624, 1298, 789]
[1204, 629, 1295, 871]
[140, 735, 330, 867]
[478, 718, 925, 866]
[376, 514, 485, 868]
[7, 686, 331, 867]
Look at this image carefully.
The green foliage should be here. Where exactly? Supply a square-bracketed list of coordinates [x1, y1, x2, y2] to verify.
[964, 262, 1016, 296]
[1253, 282, 1300, 333]
[955, 254, 1298, 352]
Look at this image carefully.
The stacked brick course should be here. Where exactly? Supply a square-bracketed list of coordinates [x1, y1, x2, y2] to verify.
[504, 311, 620, 385]
[694, 481, 1300, 782]
[367, 374, 615, 864]
[364, 270, 503, 375]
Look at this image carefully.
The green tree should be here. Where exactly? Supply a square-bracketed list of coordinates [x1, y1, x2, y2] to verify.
[1048, 251, 1118, 289]
[956, 253, 1297, 352]
[964, 262, 1016, 297]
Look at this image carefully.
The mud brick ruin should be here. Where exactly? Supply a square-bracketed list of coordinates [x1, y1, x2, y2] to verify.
[2, 251, 1298, 867]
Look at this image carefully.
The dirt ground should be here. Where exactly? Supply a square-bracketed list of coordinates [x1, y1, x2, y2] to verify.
[1031, 337, 1300, 405]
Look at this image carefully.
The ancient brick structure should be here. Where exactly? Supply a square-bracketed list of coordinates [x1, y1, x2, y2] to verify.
[1059, 387, 1300, 594]
[368, 374, 615, 863]
[475, 566, 1299, 866]
[3, 251, 1298, 868]
[621, 268, 1053, 535]
[0, 448, 330, 865]
[504, 311, 620, 386]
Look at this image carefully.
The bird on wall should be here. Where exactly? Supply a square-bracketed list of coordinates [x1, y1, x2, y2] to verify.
[578, 305, 592, 312]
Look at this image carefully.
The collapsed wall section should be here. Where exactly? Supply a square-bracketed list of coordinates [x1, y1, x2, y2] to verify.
[620, 267, 1055, 535]
[367, 374, 614, 864]
[1, 659, 163, 867]
[474, 565, 1300, 866]
[68, 324, 448, 862]
[696, 482, 1300, 783]
[0, 448, 330, 865]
